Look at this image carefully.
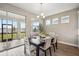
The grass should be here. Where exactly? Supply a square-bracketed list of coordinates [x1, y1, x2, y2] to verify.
[0, 32, 26, 40]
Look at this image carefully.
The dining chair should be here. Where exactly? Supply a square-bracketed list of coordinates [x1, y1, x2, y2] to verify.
[48, 32, 58, 52]
[24, 37, 31, 56]
[24, 37, 36, 56]
[39, 36, 52, 56]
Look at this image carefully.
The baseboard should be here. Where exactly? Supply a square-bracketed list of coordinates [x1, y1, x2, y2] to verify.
[58, 41, 78, 47]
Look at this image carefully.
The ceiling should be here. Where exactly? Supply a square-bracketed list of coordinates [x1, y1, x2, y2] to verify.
[10, 3, 79, 16]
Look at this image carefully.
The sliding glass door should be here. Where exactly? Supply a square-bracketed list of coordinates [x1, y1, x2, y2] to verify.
[0, 10, 26, 56]
[0, 19, 26, 50]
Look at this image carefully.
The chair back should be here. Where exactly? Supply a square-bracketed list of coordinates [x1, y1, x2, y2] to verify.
[49, 32, 56, 38]
[24, 37, 31, 56]
[30, 32, 39, 38]
[49, 32, 58, 44]
[44, 36, 52, 49]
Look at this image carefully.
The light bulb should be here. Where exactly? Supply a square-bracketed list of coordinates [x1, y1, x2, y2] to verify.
[41, 13, 44, 16]
[43, 16, 45, 18]
[37, 16, 39, 18]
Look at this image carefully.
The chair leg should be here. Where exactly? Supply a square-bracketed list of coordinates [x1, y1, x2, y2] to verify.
[55, 41, 58, 49]
[52, 44, 55, 52]
[24, 45, 26, 54]
[49, 47, 52, 56]
[44, 51, 46, 56]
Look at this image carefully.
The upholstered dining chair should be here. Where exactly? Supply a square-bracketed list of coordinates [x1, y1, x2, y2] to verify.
[48, 32, 58, 52]
[24, 37, 36, 56]
[39, 36, 52, 56]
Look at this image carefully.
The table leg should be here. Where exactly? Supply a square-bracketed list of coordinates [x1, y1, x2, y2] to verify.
[56, 40, 58, 49]
[36, 46, 39, 56]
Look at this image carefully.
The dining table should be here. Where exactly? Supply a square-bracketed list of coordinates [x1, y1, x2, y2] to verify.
[25, 36, 57, 56]
[29, 36, 58, 56]
[29, 35, 57, 56]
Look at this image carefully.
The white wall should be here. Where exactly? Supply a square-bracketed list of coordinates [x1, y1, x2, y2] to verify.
[78, 11, 79, 48]
[45, 9, 78, 47]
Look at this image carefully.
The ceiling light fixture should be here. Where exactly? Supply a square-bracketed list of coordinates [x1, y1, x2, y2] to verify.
[37, 3, 45, 19]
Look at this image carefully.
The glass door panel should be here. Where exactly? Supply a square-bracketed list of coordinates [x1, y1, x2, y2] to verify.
[0, 19, 2, 41]
[0, 19, 7, 51]
[13, 20, 17, 40]
[20, 21, 26, 38]
[2, 25, 7, 42]
[7, 25, 13, 41]
[2, 20, 7, 42]
[2, 24, 13, 42]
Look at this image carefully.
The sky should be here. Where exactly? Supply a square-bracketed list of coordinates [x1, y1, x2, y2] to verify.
[0, 19, 25, 28]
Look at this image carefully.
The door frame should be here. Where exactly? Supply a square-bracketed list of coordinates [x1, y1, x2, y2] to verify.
[2, 24, 13, 42]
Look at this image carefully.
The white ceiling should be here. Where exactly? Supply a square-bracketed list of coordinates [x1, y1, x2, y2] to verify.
[10, 3, 79, 16]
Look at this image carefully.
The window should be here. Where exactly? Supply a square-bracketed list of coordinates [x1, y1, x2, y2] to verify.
[13, 20, 17, 39]
[32, 21, 39, 32]
[3, 19, 7, 24]
[0, 19, 2, 40]
[20, 21, 25, 32]
[46, 19, 51, 25]
[2, 20, 7, 40]
[52, 18, 59, 24]
[7, 20, 13, 40]
[20, 20, 26, 38]
[61, 16, 69, 23]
